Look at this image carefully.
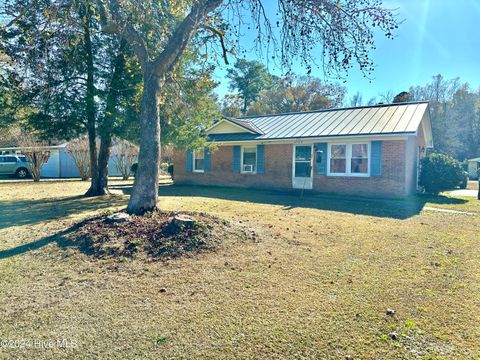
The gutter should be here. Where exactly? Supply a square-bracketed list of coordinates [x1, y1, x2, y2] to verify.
[207, 132, 417, 145]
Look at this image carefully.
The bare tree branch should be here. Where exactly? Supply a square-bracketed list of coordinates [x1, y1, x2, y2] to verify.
[200, 25, 229, 65]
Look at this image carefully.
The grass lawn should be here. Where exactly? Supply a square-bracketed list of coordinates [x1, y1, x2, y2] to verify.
[0, 179, 479, 359]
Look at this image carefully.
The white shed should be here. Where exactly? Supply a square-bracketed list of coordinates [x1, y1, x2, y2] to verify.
[468, 157, 480, 180]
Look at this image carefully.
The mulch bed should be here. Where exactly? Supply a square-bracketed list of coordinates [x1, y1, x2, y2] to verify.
[68, 210, 252, 260]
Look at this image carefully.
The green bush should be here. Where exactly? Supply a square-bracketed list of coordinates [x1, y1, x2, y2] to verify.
[419, 153, 467, 194]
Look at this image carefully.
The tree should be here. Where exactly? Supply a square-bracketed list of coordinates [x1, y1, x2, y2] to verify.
[93, 40, 143, 195]
[2, 1, 220, 196]
[220, 94, 243, 118]
[1, 1, 93, 140]
[378, 90, 394, 104]
[448, 86, 480, 160]
[350, 92, 363, 107]
[93, 0, 399, 215]
[66, 137, 91, 181]
[1, 1, 143, 195]
[392, 91, 412, 103]
[160, 54, 220, 151]
[2, 0, 99, 191]
[247, 76, 346, 115]
[111, 139, 139, 180]
[227, 59, 275, 114]
[16, 132, 50, 182]
[410, 75, 480, 160]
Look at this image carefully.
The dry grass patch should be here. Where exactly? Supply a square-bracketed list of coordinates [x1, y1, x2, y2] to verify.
[0, 180, 479, 359]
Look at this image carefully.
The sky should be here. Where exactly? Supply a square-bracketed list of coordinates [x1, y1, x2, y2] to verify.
[213, 0, 480, 104]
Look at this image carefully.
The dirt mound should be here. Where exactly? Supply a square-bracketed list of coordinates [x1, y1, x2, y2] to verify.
[68, 211, 250, 260]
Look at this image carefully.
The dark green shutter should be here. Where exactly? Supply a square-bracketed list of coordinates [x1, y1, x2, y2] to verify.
[186, 150, 193, 172]
[371, 141, 382, 176]
[232, 146, 241, 173]
[315, 143, 327, 175]
[204, 148, 211, 172]
[256, 145, 265, 174]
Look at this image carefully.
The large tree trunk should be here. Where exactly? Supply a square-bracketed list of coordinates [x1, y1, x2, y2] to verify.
[127, 71, 161, 214]
[90, 41, 128, 196]
[83, 5, 100, 197]
[96, 136, 112, 195]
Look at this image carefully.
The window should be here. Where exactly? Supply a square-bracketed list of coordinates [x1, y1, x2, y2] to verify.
[329, 144, 346, 174]
[328, 143, 370, 176]
[242, 146, 256, 173]
[351, 144, 368, 174]
[193, 150, 204, 172]
[4, 156, 17, 163]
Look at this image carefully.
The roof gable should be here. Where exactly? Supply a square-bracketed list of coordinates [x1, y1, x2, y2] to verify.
[207, 117, 263, 135]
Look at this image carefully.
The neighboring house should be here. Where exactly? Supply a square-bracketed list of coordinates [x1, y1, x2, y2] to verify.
[173, 101, 433, 198]
[467, 157, 480, 180]
[0, 143, 126, 178]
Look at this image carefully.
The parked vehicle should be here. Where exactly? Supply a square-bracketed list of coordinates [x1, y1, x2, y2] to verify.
[0, 155, 31, 178]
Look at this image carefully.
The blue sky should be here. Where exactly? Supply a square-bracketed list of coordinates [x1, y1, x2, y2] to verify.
[213, 0, 480, 104]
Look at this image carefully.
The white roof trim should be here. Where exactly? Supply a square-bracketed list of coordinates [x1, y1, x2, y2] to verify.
[208, 133, 413, 146]
[0, 144, 65, 151]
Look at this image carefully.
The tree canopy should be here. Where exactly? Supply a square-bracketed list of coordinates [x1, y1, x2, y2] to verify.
[409, 75, 480, 161]
[227, 59, 275, 114]
[246, 76, 346, 115]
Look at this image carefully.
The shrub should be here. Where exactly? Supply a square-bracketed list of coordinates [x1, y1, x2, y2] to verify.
[111, 139, 139, 180]
[419, 153, 467, 194]
[66, 137, 90, 181]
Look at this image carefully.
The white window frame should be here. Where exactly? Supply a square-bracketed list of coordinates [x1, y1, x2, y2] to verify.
[241, 146, 257, 174]
[192, 150, 205, 173]
[327, 142, 370, 177]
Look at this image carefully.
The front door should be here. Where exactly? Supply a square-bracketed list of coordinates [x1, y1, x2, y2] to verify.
[292, 145, 313, 189]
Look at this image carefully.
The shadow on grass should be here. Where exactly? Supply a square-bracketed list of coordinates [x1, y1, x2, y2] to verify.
[0, 183, 468, 259]
[0, 221, 98, 260]
[111, 183, 467, 220]
[0, 226, 77, 259]
[0, 195, 127, 229]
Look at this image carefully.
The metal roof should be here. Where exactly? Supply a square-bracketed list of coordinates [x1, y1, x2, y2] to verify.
[209, 101, 429, 142]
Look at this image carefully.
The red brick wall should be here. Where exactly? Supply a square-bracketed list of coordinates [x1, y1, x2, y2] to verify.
[173, 139, 413, 197]
[313, 140, 407, 197]
[173, 144, 293, 190]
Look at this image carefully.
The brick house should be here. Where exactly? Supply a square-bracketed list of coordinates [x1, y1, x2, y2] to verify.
[173, 101, 433, 198]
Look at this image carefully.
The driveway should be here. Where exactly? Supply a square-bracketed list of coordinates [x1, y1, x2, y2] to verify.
[448, 189, 478, 197]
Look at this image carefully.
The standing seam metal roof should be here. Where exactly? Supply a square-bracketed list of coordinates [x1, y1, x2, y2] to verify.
[208, 101, 429, 142]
